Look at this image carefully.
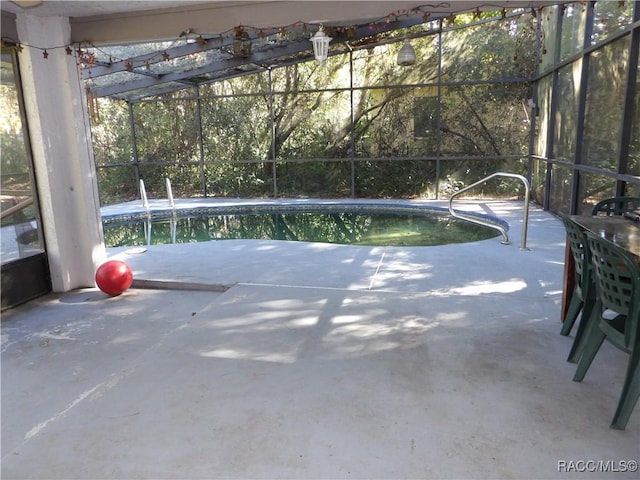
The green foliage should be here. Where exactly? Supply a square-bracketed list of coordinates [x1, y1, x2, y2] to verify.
[356, 160, 435, 198]
[97, 166, 138, 204]
[199, 93, 270, 161]
[441, 83, 531, 157]
[442, 14, 538, 80]
[590, 1, 635, 46]
[205, 162, 271, 197]
[91, 99, 131, 166]
[1, 78, 37, 229]
[277, 161, 352, 197]
[1, 84, 29, 176]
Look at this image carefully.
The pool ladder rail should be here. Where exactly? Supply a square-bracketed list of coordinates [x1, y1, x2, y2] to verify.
[139, 178, 178, 245]
[448, 172, 531, 250]
[139, 178, 176, 214]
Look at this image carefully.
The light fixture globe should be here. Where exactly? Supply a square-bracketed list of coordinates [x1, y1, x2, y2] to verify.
[310, 25, 332, 64]
[397, 40, 416, 66]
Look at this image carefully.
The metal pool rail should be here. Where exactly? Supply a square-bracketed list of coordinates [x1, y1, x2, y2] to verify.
[449, 172, 531, 250]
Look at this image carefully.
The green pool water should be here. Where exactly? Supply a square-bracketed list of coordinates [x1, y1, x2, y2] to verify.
[103, 210, 499, 247]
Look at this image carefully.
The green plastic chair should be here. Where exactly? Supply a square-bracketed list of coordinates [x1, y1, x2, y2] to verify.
[558, 214, 596, 362]
[591, 196, 640, 216]
[573, 232, 640, 429]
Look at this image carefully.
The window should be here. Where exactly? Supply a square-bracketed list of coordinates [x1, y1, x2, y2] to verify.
[0, 48, 45, 264]
[1, 46, 50, 309]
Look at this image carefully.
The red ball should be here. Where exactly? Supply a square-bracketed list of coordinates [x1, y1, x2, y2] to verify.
[95, 260, 133, 296]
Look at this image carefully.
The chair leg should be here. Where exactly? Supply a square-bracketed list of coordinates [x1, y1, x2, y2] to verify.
[610, 347, 640, 430]
[567, 298, 597, 363]
[573, 323, 606, 382]
[560, 293, 583, 336]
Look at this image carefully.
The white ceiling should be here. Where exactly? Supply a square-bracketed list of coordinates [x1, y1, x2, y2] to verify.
[1, 0, 554, 19]
[2, 1, 559, 44]
[1, 1, 212, 17]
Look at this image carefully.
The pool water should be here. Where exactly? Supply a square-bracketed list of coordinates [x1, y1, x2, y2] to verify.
[103, 210, 499, 247]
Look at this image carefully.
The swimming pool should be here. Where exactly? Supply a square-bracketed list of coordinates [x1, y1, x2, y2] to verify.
[102, 202, 505, 248]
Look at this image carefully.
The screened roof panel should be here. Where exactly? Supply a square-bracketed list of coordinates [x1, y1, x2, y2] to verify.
[81, 6, 542, 102]
[111, 81, 193, 101]
[150, 49, 225, 75]
[87, 41, 179, 65]
[88, 70, 143, 89]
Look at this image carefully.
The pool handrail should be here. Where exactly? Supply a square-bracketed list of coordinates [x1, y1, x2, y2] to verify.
[139, 179, 150, 214]
[448, 172, 530, 250]
[140, 178, 177, 215]
[165, 178, 176, 212]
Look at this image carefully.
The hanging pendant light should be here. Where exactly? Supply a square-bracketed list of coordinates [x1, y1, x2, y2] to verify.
[397, 40, 416, 66]
[310, 25, 332, 64]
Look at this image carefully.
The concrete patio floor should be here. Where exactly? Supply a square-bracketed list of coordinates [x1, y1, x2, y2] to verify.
[2, 200, 639, 479]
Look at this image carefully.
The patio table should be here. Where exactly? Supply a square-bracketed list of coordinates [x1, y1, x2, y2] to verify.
[560, 215, 640, 322]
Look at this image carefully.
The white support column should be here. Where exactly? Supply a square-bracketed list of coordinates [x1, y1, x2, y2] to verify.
[15, 14, 105, 292]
